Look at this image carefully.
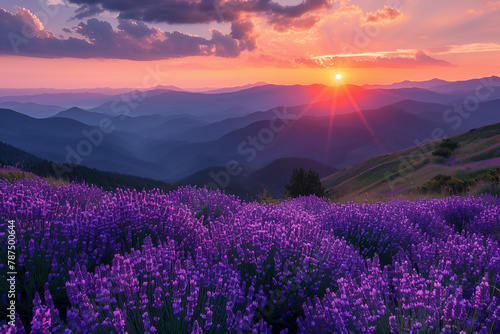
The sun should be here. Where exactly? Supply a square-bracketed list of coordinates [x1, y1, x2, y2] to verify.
[335, 73, 342, 81]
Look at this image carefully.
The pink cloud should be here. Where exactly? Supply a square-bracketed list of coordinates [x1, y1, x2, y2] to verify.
[361, 5, 403, 25]
[303, 50, 454, 68]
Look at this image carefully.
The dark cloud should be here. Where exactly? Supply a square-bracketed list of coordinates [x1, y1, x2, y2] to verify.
[0, 8, 253, 60]
[66, 0, 333, 32]
[230, 19, 257, 51]
[265, 0, 330, 31]
[70, 4, 105, 21]
[117, 19, 158, 39]
[75, 18, 115, 44]
[151, 31, 211, 57]
[211, 29, 240, 57]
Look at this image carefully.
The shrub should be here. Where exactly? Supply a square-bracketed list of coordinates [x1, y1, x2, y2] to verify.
[432, 147, 453, 158]
[419, 174, 469, 193]
[432, 139, 459, 158]
[285, 167, 325, 198]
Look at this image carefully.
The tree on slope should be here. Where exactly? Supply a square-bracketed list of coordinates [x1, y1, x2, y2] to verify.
[285, 167, 325, 198]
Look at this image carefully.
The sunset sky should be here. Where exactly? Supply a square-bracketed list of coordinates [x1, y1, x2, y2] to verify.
[0, 0, 499, 89]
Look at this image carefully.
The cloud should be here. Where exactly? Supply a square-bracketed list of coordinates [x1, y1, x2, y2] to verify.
[413, 50, 454, 67]
[117, 19, 159, 39]
[230, 19, 258, 51]
[70, 4, 105, 20]
[0, 8, 255, 60]
[304, 50, 454, 68]
[0, 7, 55, 56]
[333, 5, 363, 16]
[467, 8, 484, 14]
[66, 0, 334, 32]
[269, 14, 320, 32]
[361, 5, 402, 25]
[482, 1, 500, 9]
[211, 29, 241, 57]
[428, 43, 500, 55]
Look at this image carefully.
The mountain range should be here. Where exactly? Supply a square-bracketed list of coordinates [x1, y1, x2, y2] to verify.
[0, 76, 499, 196]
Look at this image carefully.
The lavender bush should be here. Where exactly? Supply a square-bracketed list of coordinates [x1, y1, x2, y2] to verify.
[1, 176, 499, 333]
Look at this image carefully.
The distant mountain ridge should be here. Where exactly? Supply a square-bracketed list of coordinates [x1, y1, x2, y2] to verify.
[1, 95, 499, 182]
[363, 76, 500, 93]
[0, 101, 65, 118]
[1, 76, 500, 191]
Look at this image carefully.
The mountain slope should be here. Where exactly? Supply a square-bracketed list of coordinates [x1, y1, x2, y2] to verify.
[0, 108, 168, 179]
[0, 141, 172, 191]
[0, 101, 65, 118]
[154, 105, 455, 180]
[52, 107, 111, 126]
[0, 92, 114, 108]
[322, 121, 500, 202]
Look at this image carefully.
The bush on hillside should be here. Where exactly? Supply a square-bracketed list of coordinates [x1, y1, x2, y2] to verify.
[419, 174, 469, 193]
[285, 167, 325, 198]
[432, 139, 459, 158]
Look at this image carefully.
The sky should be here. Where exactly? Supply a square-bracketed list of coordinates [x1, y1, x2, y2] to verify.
[0, 0, 499, 89]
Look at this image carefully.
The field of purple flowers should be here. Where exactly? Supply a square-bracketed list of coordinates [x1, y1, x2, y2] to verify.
[1, 176, 500, 333]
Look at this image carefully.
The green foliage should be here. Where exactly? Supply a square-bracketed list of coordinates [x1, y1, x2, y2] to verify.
[440, 139, 460, 151]
[419, 174, 469, 194]
[432, 147, 453, 158]
[432, 139, 459, 158]
[285, 167, 325, 198]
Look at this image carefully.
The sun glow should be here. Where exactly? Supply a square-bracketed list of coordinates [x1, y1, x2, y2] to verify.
[335, 73, 342, 81]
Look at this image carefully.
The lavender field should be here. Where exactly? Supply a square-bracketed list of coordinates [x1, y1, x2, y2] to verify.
[1, 175, 500, 333]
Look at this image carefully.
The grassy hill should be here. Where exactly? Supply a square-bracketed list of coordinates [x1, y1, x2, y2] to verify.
[322, 122, 500, 202]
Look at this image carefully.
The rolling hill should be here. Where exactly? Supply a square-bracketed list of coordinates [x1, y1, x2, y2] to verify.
[322, 121, 500, 202]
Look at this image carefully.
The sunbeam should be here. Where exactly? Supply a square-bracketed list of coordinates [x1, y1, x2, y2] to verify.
[341, 84, 384, 150]
[324, 86, 339, 163]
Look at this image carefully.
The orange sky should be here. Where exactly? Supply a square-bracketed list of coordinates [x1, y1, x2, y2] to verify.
[0, 0, 499, 89]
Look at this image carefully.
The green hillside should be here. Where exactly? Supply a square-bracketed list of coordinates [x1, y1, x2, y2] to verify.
[323, 122, 500, 202]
